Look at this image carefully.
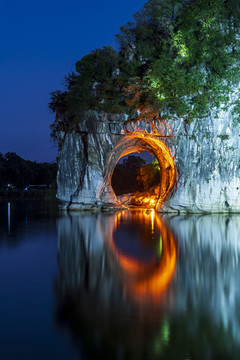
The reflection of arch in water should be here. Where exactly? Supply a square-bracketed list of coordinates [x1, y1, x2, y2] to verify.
[56, 211, 178, 358]
[100, 133, 176, 210]
[106, 210, 177, 304]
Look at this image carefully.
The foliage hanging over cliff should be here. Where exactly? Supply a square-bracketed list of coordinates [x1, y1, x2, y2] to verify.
[49, 0, 240, 139]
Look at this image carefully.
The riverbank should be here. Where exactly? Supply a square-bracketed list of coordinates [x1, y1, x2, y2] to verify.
[0, 189, 57, 200]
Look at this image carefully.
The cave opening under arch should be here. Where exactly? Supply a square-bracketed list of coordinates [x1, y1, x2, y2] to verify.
[101, 133, 177, 210]
[111, 150, 161, 207]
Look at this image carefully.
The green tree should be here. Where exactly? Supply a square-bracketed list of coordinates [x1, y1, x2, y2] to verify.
[111, 155, 146, 195]
[49, 0, 240, 136]
[118, 0, 240, 122]
[137, 158, 160, 191]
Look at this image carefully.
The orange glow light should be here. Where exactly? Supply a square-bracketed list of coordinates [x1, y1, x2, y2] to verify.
[108, 210, 177, 304]
[101, 127, 176, 211]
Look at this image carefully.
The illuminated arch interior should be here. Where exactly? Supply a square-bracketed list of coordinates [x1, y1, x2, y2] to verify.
[111, 149, 159, 197]
[101, 132, 176, 210]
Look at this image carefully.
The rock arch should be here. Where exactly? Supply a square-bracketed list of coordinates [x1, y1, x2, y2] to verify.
[57, 107, 240, 213]
[100, 132, 176, 209]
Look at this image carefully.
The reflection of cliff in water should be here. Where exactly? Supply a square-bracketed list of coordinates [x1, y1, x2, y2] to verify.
[165, 215, 240, 339]
[55, 212, 240, 360]
[56, 211, 176, 359]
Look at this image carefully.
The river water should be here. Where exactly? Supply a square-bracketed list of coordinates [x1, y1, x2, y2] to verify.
[0, 200, 240, 360]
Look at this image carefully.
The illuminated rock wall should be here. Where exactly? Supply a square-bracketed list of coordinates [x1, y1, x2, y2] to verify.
[57, 111, 126, 208]
[57, 103, 240, 212]
[164, 104, 240, 213]
[57, 110, 176, 210]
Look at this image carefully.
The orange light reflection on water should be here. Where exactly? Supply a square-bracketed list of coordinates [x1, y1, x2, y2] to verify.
[110, 210, 177, 304]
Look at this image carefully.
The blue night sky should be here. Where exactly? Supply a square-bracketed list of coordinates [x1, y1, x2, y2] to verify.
[0, 0, 146, 163]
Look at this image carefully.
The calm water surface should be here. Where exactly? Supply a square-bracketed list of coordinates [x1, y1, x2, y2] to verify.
[1, 200, 240, 359]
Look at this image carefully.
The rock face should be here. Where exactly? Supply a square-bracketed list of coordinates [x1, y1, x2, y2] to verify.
[57, 103, 240, 212]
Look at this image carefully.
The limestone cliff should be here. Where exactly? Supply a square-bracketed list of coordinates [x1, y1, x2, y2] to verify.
[165, 102, 240, 213]
[57, 102, 240, 212]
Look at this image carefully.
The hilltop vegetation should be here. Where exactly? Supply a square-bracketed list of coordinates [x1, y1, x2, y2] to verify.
[50, 0, 240, 140]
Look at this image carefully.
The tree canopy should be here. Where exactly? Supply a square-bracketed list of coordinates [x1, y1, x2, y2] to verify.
[49, 0, 240, 139]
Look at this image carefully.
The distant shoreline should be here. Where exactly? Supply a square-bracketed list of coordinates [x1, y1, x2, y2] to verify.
[0, 189, 57, 200]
